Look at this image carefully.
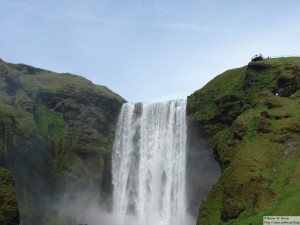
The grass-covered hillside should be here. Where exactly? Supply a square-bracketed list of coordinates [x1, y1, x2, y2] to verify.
[187, 57, 300, 225]
[0, 59, 125, 224]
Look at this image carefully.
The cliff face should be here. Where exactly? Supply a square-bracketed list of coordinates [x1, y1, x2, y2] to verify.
[0, 59, 125, 224]
[2, 56, 299, 225]
[187, 57, 300, 224]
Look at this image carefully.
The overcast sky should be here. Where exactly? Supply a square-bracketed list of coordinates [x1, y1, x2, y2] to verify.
[1, 0, 300, 102]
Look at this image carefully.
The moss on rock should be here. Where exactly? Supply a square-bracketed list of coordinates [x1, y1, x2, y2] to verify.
[0, 167, 19, 225]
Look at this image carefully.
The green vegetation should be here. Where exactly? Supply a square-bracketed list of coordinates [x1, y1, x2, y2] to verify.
[0, 167, 19, 225]
[2, 55, 299, 225]
[0, 59, 125, 224]
[187, 57, 300, 224]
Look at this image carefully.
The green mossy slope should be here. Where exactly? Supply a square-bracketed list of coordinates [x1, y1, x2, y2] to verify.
[0, 167, 19, 225]
[187, 57, 300, 224]
[0, 59, 125, 224]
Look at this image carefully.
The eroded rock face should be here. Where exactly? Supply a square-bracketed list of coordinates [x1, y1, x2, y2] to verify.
[0, 167, 20, 225]
[277, 74, 299, 97]
[221, 187, 245, 222]
[221, 202, 244, 221]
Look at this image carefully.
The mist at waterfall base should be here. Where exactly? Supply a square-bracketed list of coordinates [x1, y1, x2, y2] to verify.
[40, 100, 220, 225]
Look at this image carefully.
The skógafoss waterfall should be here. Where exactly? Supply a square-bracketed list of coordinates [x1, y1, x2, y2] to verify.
[112, 100, 192, 225]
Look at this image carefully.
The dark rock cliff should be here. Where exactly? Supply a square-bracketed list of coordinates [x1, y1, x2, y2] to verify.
[187, 57, 300, 224]
[0, 59, 125, 224]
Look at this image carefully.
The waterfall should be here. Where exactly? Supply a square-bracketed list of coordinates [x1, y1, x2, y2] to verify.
[112, 100, 190, 225]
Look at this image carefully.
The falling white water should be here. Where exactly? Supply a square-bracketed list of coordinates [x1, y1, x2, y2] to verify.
[112, 100, 191, 225]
